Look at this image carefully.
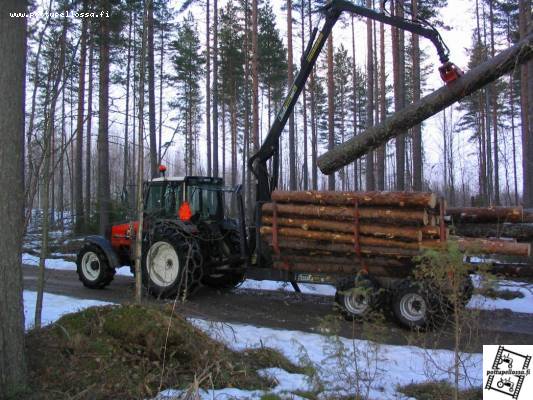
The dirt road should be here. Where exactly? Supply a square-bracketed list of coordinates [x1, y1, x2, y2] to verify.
[23, 265, 533, 352]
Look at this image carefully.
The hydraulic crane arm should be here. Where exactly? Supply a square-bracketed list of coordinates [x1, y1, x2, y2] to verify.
[248, 0, 458, 203]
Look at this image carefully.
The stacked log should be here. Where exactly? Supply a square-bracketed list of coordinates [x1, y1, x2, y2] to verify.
[260, 191, 531, 277]
[260, 191, 444, 277]
[449, 206, 533, 245]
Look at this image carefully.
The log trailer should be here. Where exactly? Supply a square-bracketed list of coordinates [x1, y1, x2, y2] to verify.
[76, 0, 528, 329]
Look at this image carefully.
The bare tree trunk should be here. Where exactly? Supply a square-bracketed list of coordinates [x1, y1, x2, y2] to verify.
[147, 0, 157, 178]
[123, 7, 132, 205]
[75, 2, 88, 233]
[98, 0, 112, 235]
[252, 0, 259, 212]
[327, 34, 335, 191]
[351, 15, 358, 191]
[376, 1, 386, 190]
[206, 0, 212, 176]
[213, 0, 219, 177]
[521, 0, 533, 206]
[489, 0, 500, 205]
[392, 0, 406, 190]
[287, 0, 296, 190]
[411, 0, 422, 191]
[365, 0, 375, 190]
[0, 1, 27, 392]
[300, 3, 308, 190]
[134, 1, 150, 304]
[36, 13, 68, 328]
[85, 38, 93, 221]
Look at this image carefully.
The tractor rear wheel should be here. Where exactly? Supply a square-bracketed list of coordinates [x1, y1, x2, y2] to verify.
[202, 230, 245, 290]
[336, 275, 380, 320]
[76, 243, 115, 289]
[392, 279, 442, 329]
[142, 229, 201, 299]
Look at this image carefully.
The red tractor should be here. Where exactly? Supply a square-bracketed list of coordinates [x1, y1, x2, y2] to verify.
[76, 175, 247, 298]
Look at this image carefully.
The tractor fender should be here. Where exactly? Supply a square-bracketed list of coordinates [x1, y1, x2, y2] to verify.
[84, 235, 121, 270]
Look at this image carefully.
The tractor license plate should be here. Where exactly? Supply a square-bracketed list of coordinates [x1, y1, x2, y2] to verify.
[295, 273, 333, 284]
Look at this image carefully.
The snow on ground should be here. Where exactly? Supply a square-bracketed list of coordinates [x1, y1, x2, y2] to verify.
[467, 276, 533, 314]
[239, 279, 337, 296]
[22, 253, 134, 276]
[242, 277, 533, 315]
[176, 319, 483, 399]
[23, 290, 111, 330]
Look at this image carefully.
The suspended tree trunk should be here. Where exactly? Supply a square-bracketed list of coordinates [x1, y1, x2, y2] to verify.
[317, 30, 533, 175]
[0, 1, 27, 393]
[74, 2, 88, 233]
[411, 0, 422, 191]
[365, 0, 375, 190]
[213, 0, 219, 177]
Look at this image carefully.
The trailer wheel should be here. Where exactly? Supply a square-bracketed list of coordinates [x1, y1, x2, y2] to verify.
[142, 228, 201, 299]
[392, 280, 440, 329]
[76, 243, 115, 289]
[202, 230, 245, 289]
[336, 276, 380, 320]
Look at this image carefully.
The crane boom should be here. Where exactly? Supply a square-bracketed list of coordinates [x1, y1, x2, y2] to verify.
[248, 0, 458, 203]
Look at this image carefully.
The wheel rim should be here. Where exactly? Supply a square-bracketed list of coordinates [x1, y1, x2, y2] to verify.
[344, 288, 371, 316]
[81, 251, 101, 281]
[399, 293, 427, 322]
[146, 241, 180, 287]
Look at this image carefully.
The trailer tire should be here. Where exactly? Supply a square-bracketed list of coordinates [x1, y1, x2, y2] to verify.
[392, 280, 441, 329]
[76, 243, 115, 289]
[336, 275, 380, 320]
[142, 228, 201, 299]
[202, 230, 245, 289]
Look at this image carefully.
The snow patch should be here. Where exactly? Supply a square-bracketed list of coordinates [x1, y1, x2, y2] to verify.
[23, 290, 112, 330]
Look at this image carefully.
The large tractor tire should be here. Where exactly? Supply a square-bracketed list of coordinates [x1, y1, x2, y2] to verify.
[391, 279, 442, 329]
[335, 275, 380, 320]
[142, 228, 202, 299]
[202, 230, 245, 290]
[76, 243, 115, 289]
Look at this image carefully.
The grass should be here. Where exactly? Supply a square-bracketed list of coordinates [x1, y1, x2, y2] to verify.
[21, 304, 303, 400]
[398, 381, 482, 400]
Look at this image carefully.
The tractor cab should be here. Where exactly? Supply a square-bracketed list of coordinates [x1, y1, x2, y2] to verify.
[144, 176, 225, 223]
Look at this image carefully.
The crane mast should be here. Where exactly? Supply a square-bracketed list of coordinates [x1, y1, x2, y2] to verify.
[248, 0, 459, 203]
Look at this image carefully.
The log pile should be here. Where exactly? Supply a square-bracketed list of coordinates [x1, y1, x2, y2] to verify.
[449, 206, 533, 244]
[260, 190, 445, 277]
[259, 191, 531, 277]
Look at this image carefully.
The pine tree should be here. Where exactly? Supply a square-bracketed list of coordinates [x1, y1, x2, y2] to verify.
[169, 12, 205, 175]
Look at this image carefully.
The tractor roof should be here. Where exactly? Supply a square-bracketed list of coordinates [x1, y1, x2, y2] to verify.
[150, 176, 186, 182]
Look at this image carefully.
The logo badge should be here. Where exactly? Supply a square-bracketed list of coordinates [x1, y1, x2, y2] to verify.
[483, 345, 532, 399]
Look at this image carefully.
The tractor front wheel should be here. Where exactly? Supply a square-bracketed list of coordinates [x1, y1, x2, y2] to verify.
[76, 243, 115, 289]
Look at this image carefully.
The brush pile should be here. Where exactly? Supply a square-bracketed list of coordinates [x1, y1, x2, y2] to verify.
[260, 191, 531, 277]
